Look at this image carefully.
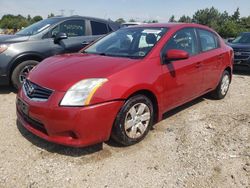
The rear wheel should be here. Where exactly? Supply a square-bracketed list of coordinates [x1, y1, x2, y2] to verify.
[111, 95, 154, 146]
[210, 70, 231, 99]
[11, 60, 39, 89]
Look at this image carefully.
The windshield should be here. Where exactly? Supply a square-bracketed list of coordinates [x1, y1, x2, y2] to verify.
[16, 18, 60, 36]
[232, 33, 250, 44]
[84, 27, 168, 58]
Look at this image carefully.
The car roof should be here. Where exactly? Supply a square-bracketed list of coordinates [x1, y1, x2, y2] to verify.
[50, 15, 115, 23]
[133, 22, 213, 31]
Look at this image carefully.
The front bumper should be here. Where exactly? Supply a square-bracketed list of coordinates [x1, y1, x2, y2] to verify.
[0, 75, 9, 86]
[16, 88, 124, 147]
[234, 52, 250, 68]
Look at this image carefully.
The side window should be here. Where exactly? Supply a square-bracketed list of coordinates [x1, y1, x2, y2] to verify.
[51, 20, 85, 37]
[164, 28, 198, 56]
[198, 29, 219, 52]
[91, 21, 108, 35]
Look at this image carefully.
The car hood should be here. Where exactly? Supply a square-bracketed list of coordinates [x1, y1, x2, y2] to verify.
[228, 43, 250, 51]
[28, 53, 141, 91]
[0, 34, 29, 43]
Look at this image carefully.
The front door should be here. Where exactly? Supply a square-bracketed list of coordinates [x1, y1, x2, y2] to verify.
[161, 28, 203, 111]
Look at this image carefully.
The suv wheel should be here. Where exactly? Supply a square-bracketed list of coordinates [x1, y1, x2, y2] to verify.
[210, 70, 231, 99]
[111, 95, 154, 146]
[11, 60, 39, 89]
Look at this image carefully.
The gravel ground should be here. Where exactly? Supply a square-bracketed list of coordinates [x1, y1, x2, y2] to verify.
[0, 72, 249, 188]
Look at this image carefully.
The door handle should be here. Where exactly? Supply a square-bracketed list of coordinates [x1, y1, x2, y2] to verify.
[195, 62, 202, 68]
[218, 54, 223, 59]
[82, 41, 90, 45]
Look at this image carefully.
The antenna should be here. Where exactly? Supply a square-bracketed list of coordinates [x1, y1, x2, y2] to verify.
[70, 10, 75, 16]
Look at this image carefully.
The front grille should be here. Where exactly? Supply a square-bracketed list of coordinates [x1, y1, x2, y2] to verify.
[23, 80, 53, 101]
[233, 48, 250, 61]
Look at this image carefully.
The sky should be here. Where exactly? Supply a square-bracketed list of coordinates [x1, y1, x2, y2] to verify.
[0, 0, 250, 22]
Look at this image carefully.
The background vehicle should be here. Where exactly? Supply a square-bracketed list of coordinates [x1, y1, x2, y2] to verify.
[0, 16, 120, 88]
[228, 32, 250, 70]
[17, 23, 233, 147]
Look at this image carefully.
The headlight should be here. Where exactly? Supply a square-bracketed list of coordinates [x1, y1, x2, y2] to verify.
[60, 78, 108, 106]
[0, 44, 9, 53]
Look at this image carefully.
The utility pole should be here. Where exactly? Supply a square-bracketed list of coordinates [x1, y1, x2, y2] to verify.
[70, 10, 75, 16]
[59, 9, 65, 16]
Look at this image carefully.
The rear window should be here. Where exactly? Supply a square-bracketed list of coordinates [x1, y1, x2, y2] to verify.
[198, 29, 219, 52]
[91, 21, 108, 35]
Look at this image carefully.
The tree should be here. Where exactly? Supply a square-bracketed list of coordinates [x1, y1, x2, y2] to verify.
[232, 8, 240, 22]
[193, 7, 220, 26]
[219, 20, 239, 38]
[115, 18, 125, 24]
[144, 20, 158, 23]
[31, 16, 43, 23]
[0, 14, 28, 29]
[240, 16, 250, 30]
[48, 13, 55, 18]
[27, 14, 32, 22]
[169, 15, 176, 22]
[178, 15, 192, 23]
[129, 19, 136, 22]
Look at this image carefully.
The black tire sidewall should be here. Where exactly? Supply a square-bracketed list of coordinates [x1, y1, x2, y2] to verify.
[112, 95, 154, 146]
[11, 60, 39, 89]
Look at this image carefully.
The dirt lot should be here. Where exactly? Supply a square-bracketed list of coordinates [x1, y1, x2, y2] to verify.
[0, 72, 249, 188]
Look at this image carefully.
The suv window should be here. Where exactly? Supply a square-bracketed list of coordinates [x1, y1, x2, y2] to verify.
[91, 21, 108, 35]
[51, 20, 85, 37]
[198, 29, 219, 52]
[164, 28, 198, 56]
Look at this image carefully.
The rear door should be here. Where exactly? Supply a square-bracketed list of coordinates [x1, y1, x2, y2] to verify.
[196, 29, 224, 92]
[51, 19, 91, 52]
[161, 28, 203, 110]
[89, 20, 111, 40]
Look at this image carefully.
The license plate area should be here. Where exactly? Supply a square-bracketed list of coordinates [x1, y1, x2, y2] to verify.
[17, 98, 29, 116]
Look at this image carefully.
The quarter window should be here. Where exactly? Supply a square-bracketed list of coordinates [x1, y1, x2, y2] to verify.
[198, 29, 219, 52]
[91, 21, 108, 35]
[164, 28, 198, 56]
[51, 20, 85, 37]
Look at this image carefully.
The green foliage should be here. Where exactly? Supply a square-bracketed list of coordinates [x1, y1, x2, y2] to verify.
[129, 19, 136, 22]
[48, 13, 55, 18]
[32, 16, 43, 23]
[169, 15, 176, 22]
[0, 14, 29, 29]
[115, 18, 126, 24]
[0, 14, 45, 30]
[218, 20, 239, 38]
[144, 20, 158, 23]
[179, 15, 192, 23]
[191, 7, 250, 38]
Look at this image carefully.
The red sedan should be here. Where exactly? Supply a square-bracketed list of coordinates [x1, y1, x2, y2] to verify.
[16, 23, 233, 147]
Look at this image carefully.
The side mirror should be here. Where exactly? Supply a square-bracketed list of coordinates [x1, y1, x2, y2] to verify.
[165, 49, 189, 61]
[227, 38, 234, 43]
[54, 32, 68, 44]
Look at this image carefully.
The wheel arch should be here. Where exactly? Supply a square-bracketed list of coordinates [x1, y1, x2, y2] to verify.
[126, 89, 160, 124]
[8, 53, 44, 79]
[224, 66, 232, 82]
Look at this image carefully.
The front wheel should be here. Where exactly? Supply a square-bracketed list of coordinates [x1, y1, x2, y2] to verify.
[111, 95, 154, 146]
[210, 70, 231, 99]
[11, 60, 39, 89]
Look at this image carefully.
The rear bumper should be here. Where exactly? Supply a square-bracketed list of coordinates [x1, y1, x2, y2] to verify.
[234, 60, 250, 67]
[16, 88, 124, 147]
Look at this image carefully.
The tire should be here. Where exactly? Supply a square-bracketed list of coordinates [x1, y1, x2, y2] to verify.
[111, 95, 154, 146]
[210, 70, 231, 100]
[11, 60, 39, 89]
